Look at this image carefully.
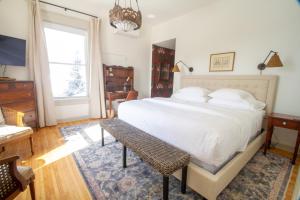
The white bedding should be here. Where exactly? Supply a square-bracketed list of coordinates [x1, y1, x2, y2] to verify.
[118, 97, 264, 168]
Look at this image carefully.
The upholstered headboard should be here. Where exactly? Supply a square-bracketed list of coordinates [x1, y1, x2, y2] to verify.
[181, 75, 278, 114]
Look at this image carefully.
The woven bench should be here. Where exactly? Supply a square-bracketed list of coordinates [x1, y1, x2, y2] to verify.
[100, 119, 190, 200]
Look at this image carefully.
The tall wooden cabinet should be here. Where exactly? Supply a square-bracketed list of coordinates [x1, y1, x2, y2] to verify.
[0, 81, 38, 128]
[103, 65, 134, 92]
[151, 45, 175, 97]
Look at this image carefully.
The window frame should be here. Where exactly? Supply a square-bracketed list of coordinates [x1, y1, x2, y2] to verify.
[43, 22, 90, 101]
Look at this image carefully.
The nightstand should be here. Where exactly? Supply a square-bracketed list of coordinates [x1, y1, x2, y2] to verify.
[264, 113, 300, 164]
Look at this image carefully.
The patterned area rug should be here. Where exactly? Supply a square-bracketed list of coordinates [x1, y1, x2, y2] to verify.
[60, 122, 292, 200]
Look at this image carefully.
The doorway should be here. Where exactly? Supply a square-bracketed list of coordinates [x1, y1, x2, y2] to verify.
[151, 39, 176, 97]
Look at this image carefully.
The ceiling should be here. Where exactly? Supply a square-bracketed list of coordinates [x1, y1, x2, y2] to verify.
[41, 0, 217, 25]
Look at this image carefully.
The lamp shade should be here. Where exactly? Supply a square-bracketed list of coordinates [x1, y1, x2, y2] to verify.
[267, 53, 283, 67]
[172, 64, 180, 72]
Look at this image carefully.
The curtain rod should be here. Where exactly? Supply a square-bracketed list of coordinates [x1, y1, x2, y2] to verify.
[39, 0, 98, 18]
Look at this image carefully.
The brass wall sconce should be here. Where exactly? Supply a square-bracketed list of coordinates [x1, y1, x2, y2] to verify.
[172, 60, 193, 73]
[258, 50, 283, 75]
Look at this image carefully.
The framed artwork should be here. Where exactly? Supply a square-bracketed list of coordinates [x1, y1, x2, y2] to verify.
[209, 52, 235, 72]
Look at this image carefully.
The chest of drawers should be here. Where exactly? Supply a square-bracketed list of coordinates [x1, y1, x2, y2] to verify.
[0, 81, 38, 128]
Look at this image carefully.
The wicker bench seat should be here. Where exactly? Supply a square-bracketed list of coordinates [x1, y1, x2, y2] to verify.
[100, 119, 190, 200]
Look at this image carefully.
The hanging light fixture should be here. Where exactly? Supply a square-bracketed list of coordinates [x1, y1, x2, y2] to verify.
[109, 0, 142, 32]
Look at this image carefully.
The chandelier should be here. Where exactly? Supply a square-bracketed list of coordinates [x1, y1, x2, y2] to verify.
[109, 0, 142, 32]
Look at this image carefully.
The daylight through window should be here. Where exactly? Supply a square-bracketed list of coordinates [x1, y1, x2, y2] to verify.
[44, 23, 88, 98]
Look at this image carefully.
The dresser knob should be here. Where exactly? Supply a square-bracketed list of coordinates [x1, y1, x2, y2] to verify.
[282, 121, 287, 126]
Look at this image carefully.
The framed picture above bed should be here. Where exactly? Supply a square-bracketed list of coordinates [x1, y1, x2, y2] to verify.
[209, 52, 235, 72]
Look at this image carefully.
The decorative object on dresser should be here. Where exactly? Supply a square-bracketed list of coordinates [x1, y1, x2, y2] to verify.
[209, 52, 235, 72]
[151, 45, 175, 97]
[103, 65, 134, 93]
[0, 81, 38, 128]
[172, 60, 194, 73]
[257, 50, 283, 75]
[264, 113, 300, 164]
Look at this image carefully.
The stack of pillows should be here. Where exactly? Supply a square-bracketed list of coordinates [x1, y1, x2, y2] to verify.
[171, 87, 266, 111]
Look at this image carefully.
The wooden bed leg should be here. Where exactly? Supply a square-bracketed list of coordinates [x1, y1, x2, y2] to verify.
[163, 176, 169, 200]
[101, 127, 104, 147]
[123, 145, 127, 168]
[29, 136, 34, 155]
[181, 166, 187, 194]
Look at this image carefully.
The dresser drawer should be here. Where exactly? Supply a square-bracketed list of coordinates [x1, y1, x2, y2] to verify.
[0, 90, 34, 104]
[24, 110, 37, 123]
[1, 100, 35, 112]
[272, 118, 299, 130]
[0, 82, 34, 91]
[15, 82, 34, 90]
[0, 83, 9, 91]
[25, 121, 37, 128]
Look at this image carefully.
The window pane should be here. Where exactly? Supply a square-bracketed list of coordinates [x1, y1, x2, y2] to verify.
[49, 63, 87, 98]
[44, 27, 86, 64]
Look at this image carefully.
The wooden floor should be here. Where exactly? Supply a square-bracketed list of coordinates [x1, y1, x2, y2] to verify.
[14, 119, 299, 200]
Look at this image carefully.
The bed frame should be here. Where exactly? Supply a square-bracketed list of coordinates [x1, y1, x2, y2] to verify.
[172, 75, 278, 200]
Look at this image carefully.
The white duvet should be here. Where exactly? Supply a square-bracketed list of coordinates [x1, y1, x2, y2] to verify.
[118, 98, 264, 168]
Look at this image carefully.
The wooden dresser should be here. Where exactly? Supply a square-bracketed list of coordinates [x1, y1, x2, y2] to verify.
[0, 81, 38, 128]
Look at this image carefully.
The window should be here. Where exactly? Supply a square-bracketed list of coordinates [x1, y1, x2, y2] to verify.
[44, 23, 89, 99]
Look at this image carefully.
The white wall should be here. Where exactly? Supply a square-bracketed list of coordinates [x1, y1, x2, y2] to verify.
[0, 0, 29, 80]
[151, 0, 300, 151]
[0, 0, 151, 121]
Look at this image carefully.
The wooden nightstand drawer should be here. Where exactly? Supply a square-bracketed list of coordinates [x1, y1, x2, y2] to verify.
[272, 118, 299, 130]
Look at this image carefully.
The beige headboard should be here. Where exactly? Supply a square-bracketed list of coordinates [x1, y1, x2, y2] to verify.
[181, 75, 278, 114]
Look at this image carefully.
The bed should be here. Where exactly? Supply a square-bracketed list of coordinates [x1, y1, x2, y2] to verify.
[118, 75, 278, 199]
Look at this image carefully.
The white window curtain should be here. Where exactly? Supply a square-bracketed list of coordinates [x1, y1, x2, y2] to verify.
[89, 18, 107, 118]
[28, 0, 57, 127]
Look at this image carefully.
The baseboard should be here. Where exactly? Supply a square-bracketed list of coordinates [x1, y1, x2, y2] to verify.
[57, 115, 91, 123]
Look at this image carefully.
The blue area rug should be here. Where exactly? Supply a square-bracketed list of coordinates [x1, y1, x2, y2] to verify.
[60, 122, 292, 200]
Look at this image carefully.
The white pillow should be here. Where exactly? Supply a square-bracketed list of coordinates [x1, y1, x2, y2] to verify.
[209, 88, 255, 101]
[172, 87, 210, 103]
[172, 96, 209, 104]
[0, 108, 5, 125]
[176, 87, 211, 97]
[208, 98, 266, 110]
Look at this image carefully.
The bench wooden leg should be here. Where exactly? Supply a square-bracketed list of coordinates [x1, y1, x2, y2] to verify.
[123, 145, 127, 168]
[181, 166, 187, 194]
[101, 127, 104, 147]
[163, 176, 169, 200]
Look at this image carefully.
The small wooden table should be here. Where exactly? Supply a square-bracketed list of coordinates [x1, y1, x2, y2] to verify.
[105, 91, 128, 115]
[264, 113, 300, 164]
[0, 127, 34, 159]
